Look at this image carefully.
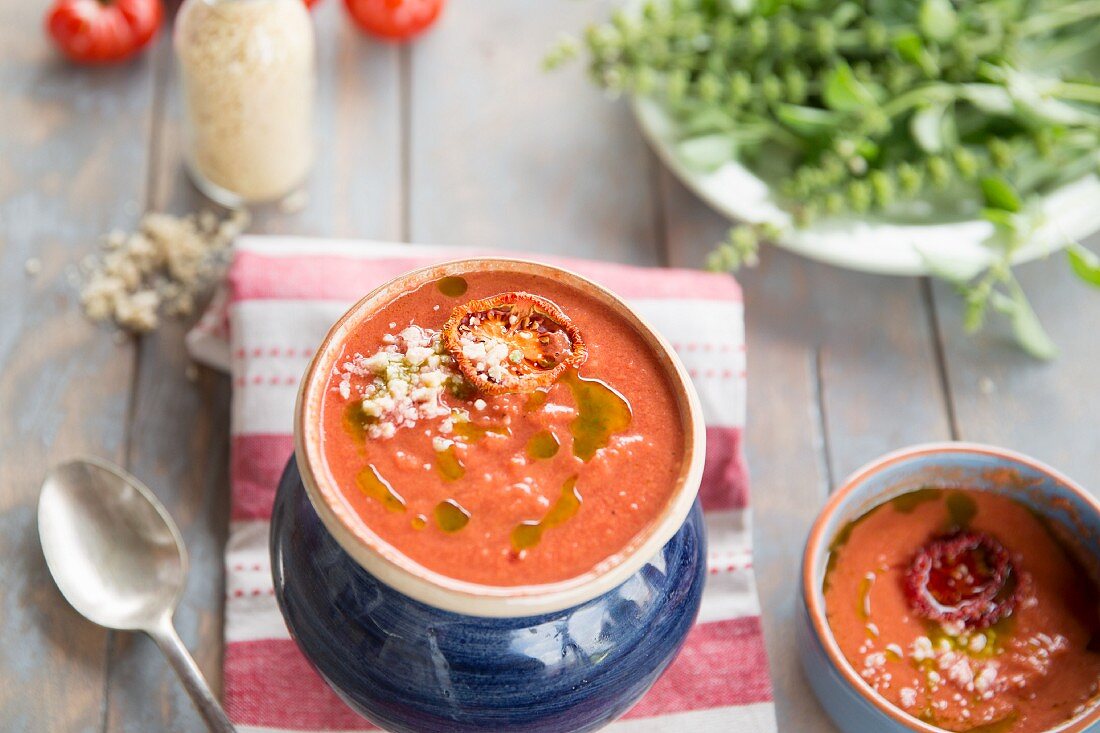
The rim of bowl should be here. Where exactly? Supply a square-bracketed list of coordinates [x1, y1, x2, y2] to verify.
[802, 441, 1100, 733]
[632, 96, 1100, 277]
[294, 257, 707, 618]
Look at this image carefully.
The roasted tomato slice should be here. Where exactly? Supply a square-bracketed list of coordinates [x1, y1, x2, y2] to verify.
[442, 291, 587, 395]
[904, 531, 1021, 630]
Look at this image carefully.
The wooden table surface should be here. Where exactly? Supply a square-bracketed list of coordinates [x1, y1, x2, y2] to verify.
[3, 1, 1099, 731]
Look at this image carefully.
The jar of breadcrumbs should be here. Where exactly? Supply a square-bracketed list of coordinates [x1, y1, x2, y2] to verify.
[175, 0, 315, 206]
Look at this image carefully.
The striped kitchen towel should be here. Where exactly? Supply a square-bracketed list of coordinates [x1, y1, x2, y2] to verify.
[187, 236, 777, 733]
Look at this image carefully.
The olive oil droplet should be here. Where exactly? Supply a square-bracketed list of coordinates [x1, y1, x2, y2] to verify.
[344, 401, 377, 441]
[452, 417, 511, 443]
[435, 499, 471, 532]
[526, 430, 560, 460]
[411, 514, 428, 530]
[435, 444, 465, 481]
[525, 388, 549, 411]
[356, 465, 405, 513]
[889, 488, 940, 513]
[823, 503, 882, 592]
[512, 476, 582, 551]
[857, 572, 875, 620]
[562, 370, 632, 461]
[437, 276, 468, 297]
[946, 491, 977, 528]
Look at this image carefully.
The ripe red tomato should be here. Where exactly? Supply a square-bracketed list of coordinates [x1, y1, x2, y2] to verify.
[344, 0, 444, 41]
[46, 0, 162, 65]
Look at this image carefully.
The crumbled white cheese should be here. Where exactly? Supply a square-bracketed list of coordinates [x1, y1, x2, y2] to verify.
[974, 665, 998, 693]
[941, 620, 965, 638]
[113, 289, 161, 332]
[80, 209, 249, 332]
[338, 325, 462, 440]
[459, 331, 517, 383]
[943, 654, 974, 688]
[406, 346, 432, 366]
[864, 652, 886, 670]
[911, 636, 934, 662]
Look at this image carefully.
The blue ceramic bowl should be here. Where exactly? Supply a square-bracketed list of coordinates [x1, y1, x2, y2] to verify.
[272, 259, 709, 732]
[271, 455, 706, 733]
[799, 442, 1100, 733]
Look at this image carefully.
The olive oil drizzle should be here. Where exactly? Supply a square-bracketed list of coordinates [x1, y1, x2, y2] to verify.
[437, 276, 468, 297]
[512, 476, 582, 551]
[526, 430, 560, 460]
[437, 417, 511, 481]
[946, 491, 977, 529]
[525, 388, 549, 411]
[823, 508, 875, 592]
[890, 488, 940, 513]
[356, 465, 406, 513]
[824, 488, 980, 592]
[561, 370, 632, 462]
[435, 499, 471, 532]
[344, 401, 377, 441]
[435, 444, 465, 481]
[451, 418, 511, 443]
[857, 572, 875, 620]
[345, 361, 628, 555]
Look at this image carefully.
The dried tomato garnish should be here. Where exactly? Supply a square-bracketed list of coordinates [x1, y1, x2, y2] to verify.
[441, 292, 587, 395]
[904, 531, 1021, 629]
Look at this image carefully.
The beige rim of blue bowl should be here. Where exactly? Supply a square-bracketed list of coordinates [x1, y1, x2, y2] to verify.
[294, 257, 707, 618]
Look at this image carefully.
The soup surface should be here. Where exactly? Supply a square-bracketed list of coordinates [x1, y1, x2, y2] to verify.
[824, 488, 1100, 732]
[318, 270, 686, 586]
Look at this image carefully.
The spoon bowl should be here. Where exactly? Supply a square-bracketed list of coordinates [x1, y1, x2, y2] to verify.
[38, 457, 234, 732]
[39, 457, 186, 631]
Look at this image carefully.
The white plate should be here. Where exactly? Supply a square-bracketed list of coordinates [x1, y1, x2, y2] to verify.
[634, 97, 1100, 276]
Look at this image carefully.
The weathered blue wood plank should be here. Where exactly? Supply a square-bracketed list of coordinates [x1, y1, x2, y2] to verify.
[932, 235, 1100, 484]
[406, 0, 661, 265]
[0, 9, 158, 733]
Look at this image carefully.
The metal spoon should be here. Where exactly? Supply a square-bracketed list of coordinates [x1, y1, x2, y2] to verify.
[38, 457, 235, 733]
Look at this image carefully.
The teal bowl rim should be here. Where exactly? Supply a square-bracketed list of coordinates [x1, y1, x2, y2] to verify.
[801, 441, 1100, 733]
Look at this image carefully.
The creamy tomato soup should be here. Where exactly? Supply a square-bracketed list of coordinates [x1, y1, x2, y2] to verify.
[318, 270, 686, 587]
[825, 488, 1100, 732]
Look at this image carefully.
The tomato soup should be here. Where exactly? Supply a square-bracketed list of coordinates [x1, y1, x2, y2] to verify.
[317, 270, 686, 587]
[825, 488, 1100, 732]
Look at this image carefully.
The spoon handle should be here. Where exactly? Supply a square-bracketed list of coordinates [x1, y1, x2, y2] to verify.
[150, 616, 237, 733]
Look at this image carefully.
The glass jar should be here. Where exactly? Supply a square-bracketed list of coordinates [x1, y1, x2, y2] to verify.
[174, 0, 315, 207]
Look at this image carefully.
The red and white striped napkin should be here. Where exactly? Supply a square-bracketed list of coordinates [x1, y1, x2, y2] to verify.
[187, 236, 777, 733]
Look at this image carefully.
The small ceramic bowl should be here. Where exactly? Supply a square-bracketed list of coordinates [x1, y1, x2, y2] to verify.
[799, 442, 1100, 733]
[271, 258, 708, 733]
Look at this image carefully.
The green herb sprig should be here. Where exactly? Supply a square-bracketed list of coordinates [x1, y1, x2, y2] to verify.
[550, 0, 1100, 357]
